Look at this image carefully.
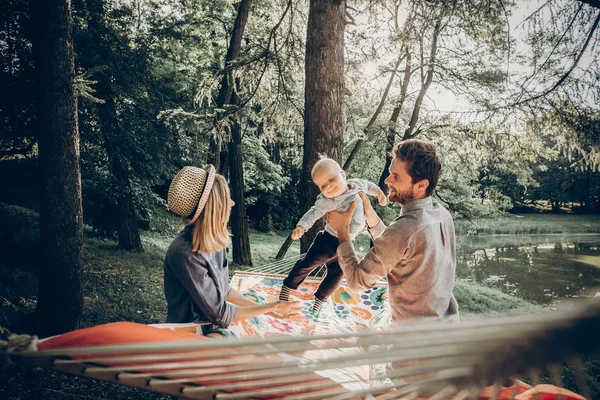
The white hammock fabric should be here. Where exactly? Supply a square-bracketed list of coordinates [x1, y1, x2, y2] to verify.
[1, 264, 598, 400]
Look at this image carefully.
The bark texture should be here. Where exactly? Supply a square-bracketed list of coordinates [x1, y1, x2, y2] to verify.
[32, 0, 83, 336]
[300, 0, 346, 253]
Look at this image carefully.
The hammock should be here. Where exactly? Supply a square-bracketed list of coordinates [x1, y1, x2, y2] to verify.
[2, 267, 599, 399]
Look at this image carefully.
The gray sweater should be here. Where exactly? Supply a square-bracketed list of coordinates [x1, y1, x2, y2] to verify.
[163, 226, 238, 327]
[337, 197, 459, 322]
[297, 178, 381, 240]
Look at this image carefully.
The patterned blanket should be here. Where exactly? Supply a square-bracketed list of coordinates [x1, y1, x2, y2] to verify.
[229, 271, 392, 338]
[228, 272, 393, 393]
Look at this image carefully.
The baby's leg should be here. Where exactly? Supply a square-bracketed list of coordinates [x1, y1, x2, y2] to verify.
[312, 260, 343, 313]
[280, 232, 337, 301]
[311, 233, 342, 313]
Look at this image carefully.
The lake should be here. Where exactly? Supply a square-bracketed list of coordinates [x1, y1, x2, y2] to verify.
[457, 234, 600, 304]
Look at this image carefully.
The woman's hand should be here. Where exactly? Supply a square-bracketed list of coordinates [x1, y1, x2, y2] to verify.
[269, 300, 303, 317]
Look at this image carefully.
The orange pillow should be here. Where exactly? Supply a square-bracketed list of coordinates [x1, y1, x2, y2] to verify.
[515, 384, 587, 400]
[38, 321, 207, 350]
[479, 380, 532, 400]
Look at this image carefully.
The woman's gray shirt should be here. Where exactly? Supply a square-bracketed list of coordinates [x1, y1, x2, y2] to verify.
[164, 226, 238, 327]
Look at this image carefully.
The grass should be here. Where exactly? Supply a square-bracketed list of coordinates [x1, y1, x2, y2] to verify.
[1, 204, 598, 399]
[455, 213, 600, 236]
[248, 231, 300, 267]
[453, 280, 544, 316]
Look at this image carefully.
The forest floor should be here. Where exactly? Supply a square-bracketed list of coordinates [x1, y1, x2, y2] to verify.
[0, 204, 599, 399]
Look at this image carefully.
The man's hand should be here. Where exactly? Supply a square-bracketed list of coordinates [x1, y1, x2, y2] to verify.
[291, 226, 306, 240]
[268, 300, 303, 318]
[359, 192, 382, 229]
[376, 189, 388, 206]
[326, 201, 357, 244]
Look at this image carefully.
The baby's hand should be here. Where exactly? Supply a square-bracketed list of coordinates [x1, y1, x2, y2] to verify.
[376, 189, 388, 206]
[291, 226, 306, 240]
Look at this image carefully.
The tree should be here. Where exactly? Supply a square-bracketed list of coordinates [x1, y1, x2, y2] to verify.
[299, 0, 346, 252]
[214, 0, 254, 265]
[367, 0, 511, 188]
[504, 0, 600, 109]
[209, 0, 253, 174]
[30, 0, 83, 336]
[74, 0, 144, 252]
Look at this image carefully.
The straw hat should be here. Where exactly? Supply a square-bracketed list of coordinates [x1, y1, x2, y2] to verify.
[168, 165, 216, 225]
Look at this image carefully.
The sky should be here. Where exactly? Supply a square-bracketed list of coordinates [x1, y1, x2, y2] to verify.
[352, 0, 598, 125]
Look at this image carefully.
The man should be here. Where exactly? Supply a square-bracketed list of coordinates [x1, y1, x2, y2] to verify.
[327, 139, 459, 322]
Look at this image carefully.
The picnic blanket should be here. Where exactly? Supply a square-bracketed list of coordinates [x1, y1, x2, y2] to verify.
[229, 271, 392, 337]
[228, 271, 394, 393]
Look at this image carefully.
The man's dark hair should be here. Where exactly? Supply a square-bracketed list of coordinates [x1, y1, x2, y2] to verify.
[392, 139, 441, 197]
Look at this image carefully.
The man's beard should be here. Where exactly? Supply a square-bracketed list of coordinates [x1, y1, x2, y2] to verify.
[388, 186, 415, 205]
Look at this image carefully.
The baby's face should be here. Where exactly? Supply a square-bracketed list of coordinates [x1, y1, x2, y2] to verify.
[312, 167, 347, 198]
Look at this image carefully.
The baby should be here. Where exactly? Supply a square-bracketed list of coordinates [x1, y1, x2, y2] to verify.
[279, 157, 387, 315]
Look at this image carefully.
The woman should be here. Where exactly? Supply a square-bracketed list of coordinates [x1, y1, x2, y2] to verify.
[164, 165, 302, 337]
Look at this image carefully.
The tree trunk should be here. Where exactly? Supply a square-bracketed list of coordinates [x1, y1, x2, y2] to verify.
[229, 117, 252, 265]
[208, 0, 254, 170]
[208, 136, 222, 172]
[403, 20, 441, 139]
[96, 75, 144, 253]
[216, 0, 254, 264]
[31, 0, 83, 336]
[299, 0, 346, 253]
[378, 48, 412, 190]
[84, 0, 143, 253]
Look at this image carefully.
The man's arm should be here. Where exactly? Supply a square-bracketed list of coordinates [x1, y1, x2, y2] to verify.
[328, 198, 403, 291]
[336, 230, 405, 291]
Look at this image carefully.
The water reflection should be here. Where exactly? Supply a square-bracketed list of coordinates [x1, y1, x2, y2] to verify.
[457, 236, 600, 304]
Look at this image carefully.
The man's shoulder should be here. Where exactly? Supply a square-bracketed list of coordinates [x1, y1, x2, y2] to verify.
[391, 202, 453, 233]
[388, 214, 420, 232]
[430, 201, 454, 220]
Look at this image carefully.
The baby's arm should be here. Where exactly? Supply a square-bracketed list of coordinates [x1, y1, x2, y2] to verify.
[293, 197, 335, 240]
[354, 179, 387, 206]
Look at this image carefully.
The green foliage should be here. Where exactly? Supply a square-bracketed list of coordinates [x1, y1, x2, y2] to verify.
[0, 0, 36, 154]
[0, 203, 39, 266]
[3, 0, 600, 242]
[242, 135, 289, 202]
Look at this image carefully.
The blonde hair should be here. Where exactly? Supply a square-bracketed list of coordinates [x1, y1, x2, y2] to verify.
[190, 174, 231, 253]
[311, 157, 342, 179]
